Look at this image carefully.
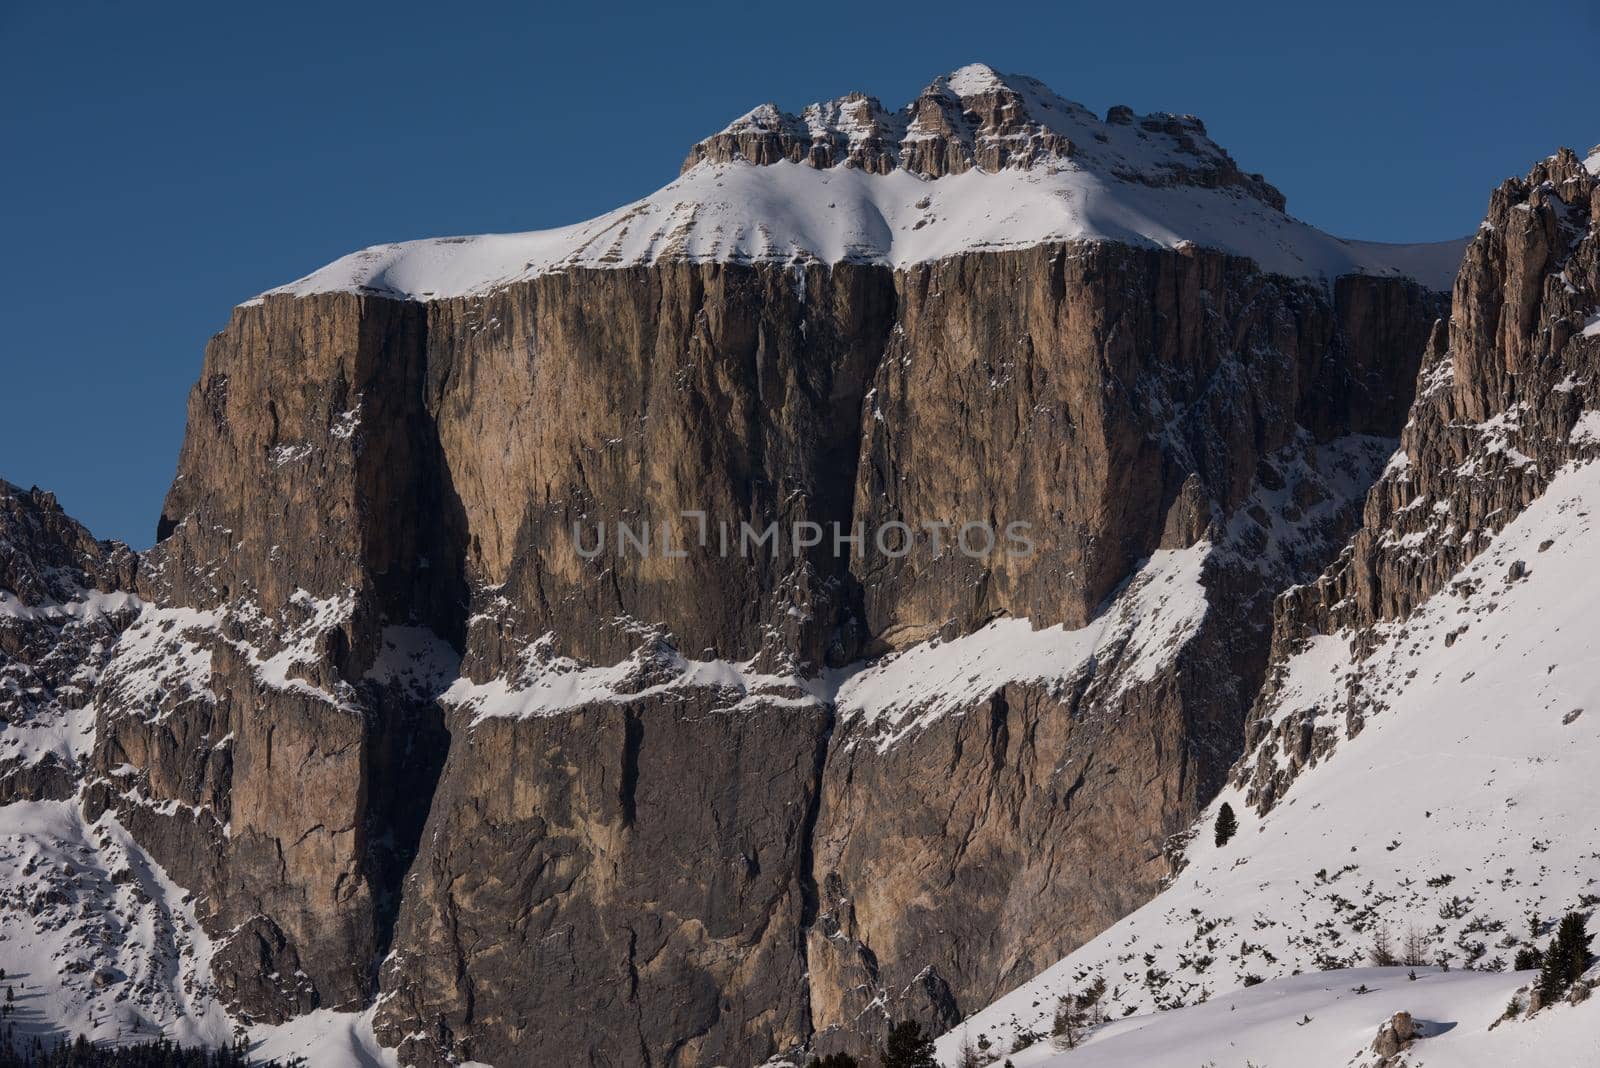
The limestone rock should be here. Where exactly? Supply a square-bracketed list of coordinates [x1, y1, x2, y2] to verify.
[1239, 148, 1600, 812]
[1372, 1010, 1417, 1057]
[0, 480, 139, 801]
[683, 63, 1285, 208]
[111, 240, 1437, 1062]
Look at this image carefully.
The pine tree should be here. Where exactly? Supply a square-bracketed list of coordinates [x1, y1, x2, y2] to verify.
[1049, 977, 1106, 1051]
[1213, 803, 1238, 847]
[880, 1021, 937, 1068]
[1401, 925, 1430, 968]
[813, 1054, 859, 1068]
[1368, 924, 1397, 966]
[1538, 911, 1594, 1002]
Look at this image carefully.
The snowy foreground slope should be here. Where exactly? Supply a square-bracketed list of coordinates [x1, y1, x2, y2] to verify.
[0, 799, 398, 1061]
[947, 968, 1599, 1068]
[935, 459, 1600, 1066]
[0, 800, 231, 1050]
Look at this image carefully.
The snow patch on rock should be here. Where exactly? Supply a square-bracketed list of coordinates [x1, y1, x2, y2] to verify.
[836, 544, 1210, 748]
[446, 632, 827, 724]
[452, 543, 1211, 750]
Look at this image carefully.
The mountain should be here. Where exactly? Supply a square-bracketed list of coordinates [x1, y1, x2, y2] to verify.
[933, 147, 1600, 1067]
[270, 63, 1460, 300]
[4, 63, 1565, 1068]
[0, 482, 137, 803]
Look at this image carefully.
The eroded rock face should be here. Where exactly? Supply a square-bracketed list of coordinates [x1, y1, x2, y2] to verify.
[358, 247, 1437, 1063]
[83, 185, 1447, 1064]
[849, 248, 1433, 648]
[376, 692, 832, 1067]
[680, 64, 1284, 207]
[0, 482, 137, 603]
[1239, 148, 1600, 813]
[0, 481, 138, 801]
[86, 293, 463, 1021]
[424, 263, 895, 672]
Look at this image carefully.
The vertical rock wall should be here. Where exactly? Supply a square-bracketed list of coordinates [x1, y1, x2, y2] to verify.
[93, 243, 1446, 1061]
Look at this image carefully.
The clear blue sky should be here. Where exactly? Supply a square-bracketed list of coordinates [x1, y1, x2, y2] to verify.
[3, 0, 1595, 546]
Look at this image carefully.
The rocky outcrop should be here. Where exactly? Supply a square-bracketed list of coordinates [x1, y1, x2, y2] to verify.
[682, 64, 1284, 208]
[1368, 1010, 1419, 1066]
[0, 482, 137, 602]
[1239, 148, 1600, 812]
[0, 480, 138, 801]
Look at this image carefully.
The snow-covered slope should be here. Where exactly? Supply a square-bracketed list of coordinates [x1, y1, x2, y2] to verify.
[935, 457, 1600, 1065]
[0, 589, 137, 787]
[0, 799, 232, 1049]
[247, 1008, 397, 1067]
[262, 65, 1465, 302]
[944, 967, 1599, 1068]
[0, 481, 139, 803]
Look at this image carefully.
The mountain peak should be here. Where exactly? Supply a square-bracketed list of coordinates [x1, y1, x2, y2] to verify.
[682, 64, 1283, 208]
[937, 61, 1007, 96]
[266, 65, 1467, 302]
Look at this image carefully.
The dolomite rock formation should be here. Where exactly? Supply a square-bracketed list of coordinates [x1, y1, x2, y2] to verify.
[0, 64, 1477, 1066]
[681, 64, 1283, 205]
[0, 481, 138, 802]
[81, 248, 1435, 1064]
[82, 293, 461, 1021]
[347, 239, 1441, 1064]
[1238, 147, 1600, 813]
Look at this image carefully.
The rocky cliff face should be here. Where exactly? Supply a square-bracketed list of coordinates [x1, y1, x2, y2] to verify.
[0, 66, 1474, 1066]
[80, 293, 460, 1020]
[0, 481, 138, 802]
[1238, 147, 1600, 813]
[939, 146, 1600, 1058]
[91, 251, 1442, 1064]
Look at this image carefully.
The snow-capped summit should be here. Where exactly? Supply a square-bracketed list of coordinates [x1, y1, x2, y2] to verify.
[262, 65, 1466, 303]
[683, 62, 1283, 208]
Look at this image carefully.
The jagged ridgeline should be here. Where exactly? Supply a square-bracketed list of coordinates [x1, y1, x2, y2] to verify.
[2, 64, 1481, 1065]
